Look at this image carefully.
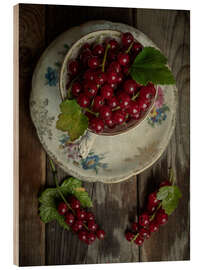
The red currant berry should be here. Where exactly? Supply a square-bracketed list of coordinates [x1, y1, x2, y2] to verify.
[113, 110, 125, 125]
[85, 212, 95, 222]
[85, 111, 94, 121]
[88, 221, 98, 232]
[139, 228, 150, 239]
[156, 211, 168, 225]
[149, 221, 159, 233]
[159, 180, 172, 188]
[118, 53, 130, 66]
[122, 32, 134, 47]
[78, 230, 88, 242]
[71, 82, 82, 97]
[96, 229, 106, 240]
[140, 85, 156, 101]
[148, 192, 160, 207]
[77, 94, 90, 108]
[81, 50, 92, 66]
[117, 92, 131, 108]
[88, 56, 100, 69]
[83, 69, 95, 81]
[147, 203, 156, 214]
[72, 220, 83, 233]
[108, 39, 119, 50]
[95, 71, 107, 85]
[117, 73, 123, 84]
[134, 235, 144, 246]
[93, 96, 105, 112]
[108, 50, 117, 61]
[57, 202, 68, 215]
[87, 232, 96, 244]
[137, 97, 149, 111]
[109, 82, 118, 89]
[68, 60, 79, 75]
[133, 42, 142, 54]
[70, 197, 80, 210]
[109, 61, 122, 74]
[123, 65, 130, 75]
[93, 44, 104, 56]
[132, 222, 139, 232]
[139, 213, 150, 227]
[76, 209, 86, 220]
[84, 81, 98, 98]
[107, 96, 118, 109]
[101, 84, 113, 100]
[124, 79, 138, 95]
[89, 117, 104, 133]
[65, 212, 75, 226]
[82, 43, 91, 50]
[107, 71, 118, 84]
[125, 231, 135, 242]
[99, 105, 112, 120]
[127, 101, 140, 117]
[105, 117, 116, 128]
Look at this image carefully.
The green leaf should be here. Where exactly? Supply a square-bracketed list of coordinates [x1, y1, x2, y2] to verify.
[157, 185, 182, 215]
[56, 99, 88, 141]
[38, 177, 93, 229]
[130, 47, 175, 86]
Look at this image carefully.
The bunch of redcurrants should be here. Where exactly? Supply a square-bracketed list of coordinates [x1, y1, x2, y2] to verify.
[67, 32, 156, 133]
[125, 180, 171, 246]
[58, 195, 105, 245]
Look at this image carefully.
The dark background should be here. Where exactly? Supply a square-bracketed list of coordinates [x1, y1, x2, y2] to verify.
[18, 4, 190, 266]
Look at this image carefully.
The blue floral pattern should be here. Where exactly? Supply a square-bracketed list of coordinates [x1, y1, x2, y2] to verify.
[59, 134, 108, 174]
[45, 67, 59, 86]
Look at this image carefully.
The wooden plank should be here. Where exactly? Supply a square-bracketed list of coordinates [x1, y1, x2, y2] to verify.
[136, 9, 190, 261]
[18, 4, 46, 266]
[44, 5, 139, 265]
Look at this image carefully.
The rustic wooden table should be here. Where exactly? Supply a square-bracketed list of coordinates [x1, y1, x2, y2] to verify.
[17, 4, 190, 266]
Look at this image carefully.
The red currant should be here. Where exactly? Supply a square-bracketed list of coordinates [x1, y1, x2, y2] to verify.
[88, 56, 100, 69]
[134, 235, 144, 246]
[127, 101, 140, 117]
[147, 203, 156, 214]
[89, 117, 104, 133]
[139, 228, 150, 239]
[85, 212, 95, 222]
[84, 81, 98, 98]
[88, 221, 98, 232]
[108, 39, 119, 50]
[69, 60, 79, 75]
[149, 221, 159, 233]
[72, 220, 83, 232]
[93, 44, 104, 56]
[101, 84, 113, 100]
[139, 213, 150, 227]
[107, 96, 118, 109]
[122, 32, 134, 47]
[117, 92, 131, 108]
[71, 82, 82, 97]
[95, 71, 107, 85]
[118, 53, 130, 66]
[76, 209, 86, 220]
[109, 61, 122, 74]
[57, 202, 68, 215]
[78, 230, 88, 242]
[159, 180, 172, 188]
[125, 231, 135, 242]
[65, 212, 75, 226]
[86, 232, 96, 244]
[96, 229, 106, 240]
[92, 96, 105, 112]
[156, 211, 168, 225]
[107, 71, 118, 84]
[133, 42, 142, 54]
[137, 97, 149, 111]
[99, 105, 112, 120]
[113, 110, 125, 125]
[70, 197, 80, 210]
[148, 192, 160, 207]
[124, 79, 138, 95]
[77, 93, 90, 108]
[83, 69, 95, 81]
[132, 222, 139, 232]
[105, 117, 116, 128]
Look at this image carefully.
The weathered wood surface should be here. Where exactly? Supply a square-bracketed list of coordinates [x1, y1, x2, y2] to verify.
[17, 4, 190, 266]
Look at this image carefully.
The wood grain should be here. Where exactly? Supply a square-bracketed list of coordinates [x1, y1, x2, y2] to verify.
[136, 9, 190, 261]
[18, 4, 46, 266]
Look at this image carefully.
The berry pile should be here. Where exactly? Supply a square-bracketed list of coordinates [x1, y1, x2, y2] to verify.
[125, 180, 171, 246]
[67, 32, 156, 134]
[57, 195, 105, 245]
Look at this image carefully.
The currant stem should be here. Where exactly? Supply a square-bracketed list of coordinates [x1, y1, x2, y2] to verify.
[132, 91, 140, 101]
[102, 44, 110, 72]
[131, 233, 139, 243]
[83, 107, 99, 117]
[169, 168, 175, 185]
[149, 202, 162, 222]
[125, 41, 134, 54]
[112, 106, 121, 112]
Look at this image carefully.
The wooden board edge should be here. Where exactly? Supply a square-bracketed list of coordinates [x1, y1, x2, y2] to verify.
[13, 4, 19, 266]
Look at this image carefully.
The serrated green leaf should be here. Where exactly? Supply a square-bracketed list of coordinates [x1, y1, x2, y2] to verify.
[157, 185, 182, 215]
[38, 177, 93, 229]
[56, 99, 89, 141]
[130, 47, 175, 86]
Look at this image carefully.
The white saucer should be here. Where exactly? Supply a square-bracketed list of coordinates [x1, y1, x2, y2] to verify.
[30, 20, 177, 183]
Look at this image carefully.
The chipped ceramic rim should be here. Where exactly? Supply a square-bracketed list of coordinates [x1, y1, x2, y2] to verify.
[59, 29, 158, 136]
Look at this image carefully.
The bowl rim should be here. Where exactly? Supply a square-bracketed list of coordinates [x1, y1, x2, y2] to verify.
[59, 29, 158, 136]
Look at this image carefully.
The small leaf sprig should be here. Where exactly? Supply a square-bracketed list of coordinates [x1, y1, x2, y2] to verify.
[125, 169, 182, 246]
[39, 159, 105, 245]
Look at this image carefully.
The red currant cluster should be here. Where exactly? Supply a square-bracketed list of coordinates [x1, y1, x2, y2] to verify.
[125, 180, 171, 246]
[67, 32, 156, 133]
[58, 196, 105, 245]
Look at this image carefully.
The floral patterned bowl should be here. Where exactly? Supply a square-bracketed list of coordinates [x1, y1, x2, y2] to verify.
[59, 29, 158, 136]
